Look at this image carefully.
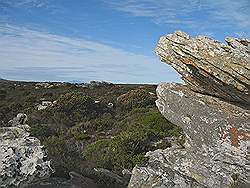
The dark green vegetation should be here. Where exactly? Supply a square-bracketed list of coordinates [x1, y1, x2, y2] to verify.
[0, 80, 183, 187]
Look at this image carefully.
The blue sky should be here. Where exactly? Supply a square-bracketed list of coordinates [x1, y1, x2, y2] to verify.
[0, 0, 249, 83]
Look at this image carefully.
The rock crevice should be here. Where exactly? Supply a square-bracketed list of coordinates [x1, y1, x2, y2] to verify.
[155, 31, 250, 106]
[128, 31, 250, 188]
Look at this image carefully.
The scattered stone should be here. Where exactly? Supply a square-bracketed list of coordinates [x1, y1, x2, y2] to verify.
[11, 113, 28, 126]
[37, 101, 53, 111]
[8, 113, 30, 131]
[107, 102, 114, 108]
[122, 169, 132, 176]
[148, 92, 156, 96]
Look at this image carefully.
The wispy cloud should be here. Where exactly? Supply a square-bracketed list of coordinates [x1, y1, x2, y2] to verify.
[104, 0, 250, 30]
[0, 0, 49, 9]
[0, 24, 179, 83]
[0, 0, 60, 17]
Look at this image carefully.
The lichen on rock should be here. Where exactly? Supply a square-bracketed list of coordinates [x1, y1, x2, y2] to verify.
[129, 83, 250, 188]
[155, 31, 250, 106]
[0, 113, 53, 187]
[128, 31, 250, 188]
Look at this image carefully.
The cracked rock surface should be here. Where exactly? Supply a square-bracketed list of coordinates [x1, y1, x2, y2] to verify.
[0, 113, 53, 187]
[128, 32, 250, 188]
[129, 83, 249, 188]
[155, 31, 250, 106]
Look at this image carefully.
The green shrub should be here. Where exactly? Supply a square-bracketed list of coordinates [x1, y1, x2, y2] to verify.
[68, 126, 91, 141]
[108, 130, 150, 172]
[43, 135, 83, 177]
[53, 92, 108, 125]
[0, 94, 6, 100]
[0, 90, 7, 95]
[0, 81, 184, 185]
[94, 113, 115, 131]
[131, 154, 149, 167]
[84, 139, 112, 169]
[25, 95, 37, 103]
[138, 111, 182, 138]
[117, 89, 156, 110]
[30, 124, 55, 140]
[83, 110, 183, 174]
[84, 135, 149, 174]
[56, 92, 95, 114]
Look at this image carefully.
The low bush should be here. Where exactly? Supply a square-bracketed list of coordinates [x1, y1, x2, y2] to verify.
[84, 139, 112, 170]
[117, 89, 156, 110]
[43, 135, 83, 177]
[83, 110, 183, 174]
[0, 81, 184, 186]
[68, 126, 91, 141]
[30, 124, 56, 140]
[53, 92, 110, 125]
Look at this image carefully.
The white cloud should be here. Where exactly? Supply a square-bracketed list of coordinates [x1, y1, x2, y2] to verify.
[0, 24, 180, 83]
[104, 0, 250, 29]
[0, 24, 151, 68]
[0, 0, 48, 8]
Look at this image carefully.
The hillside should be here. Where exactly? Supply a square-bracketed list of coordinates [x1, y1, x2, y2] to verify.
[0, 80, 183, 187]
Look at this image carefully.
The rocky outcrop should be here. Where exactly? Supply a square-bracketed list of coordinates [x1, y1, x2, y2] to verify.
[155, 31, 250, 106]
[129, 84, 250, 188]
[0, 113, 53, 187]
[128, 32, 250, 188]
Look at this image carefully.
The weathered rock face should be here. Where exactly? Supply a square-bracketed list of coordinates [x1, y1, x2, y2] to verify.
[129, 83, 250, 188]
[155, 31, 250, 106]
[128, 32, 250, 188]
[0, 113, 53, 187]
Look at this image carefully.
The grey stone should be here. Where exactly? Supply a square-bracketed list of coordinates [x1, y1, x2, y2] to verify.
[155, 31, 250, 106]
[129, 31, 250, 188]
[0, 114, 53, 187]
[128, 83, 250, 188]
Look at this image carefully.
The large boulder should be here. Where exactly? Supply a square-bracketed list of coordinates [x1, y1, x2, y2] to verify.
[155, 31, 250, 106]
[129, 83, 249, 188]
[128, 32, 250, 188]
[0, 113, 53, 187]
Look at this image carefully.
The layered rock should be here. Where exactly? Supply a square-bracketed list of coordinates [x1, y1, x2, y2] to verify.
[155, 31, 250, 106]
[0, 113, 53, 187]
[128, 32, 250, 188]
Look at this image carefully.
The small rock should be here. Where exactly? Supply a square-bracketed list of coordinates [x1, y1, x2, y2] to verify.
[107, 102, 114, 108]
